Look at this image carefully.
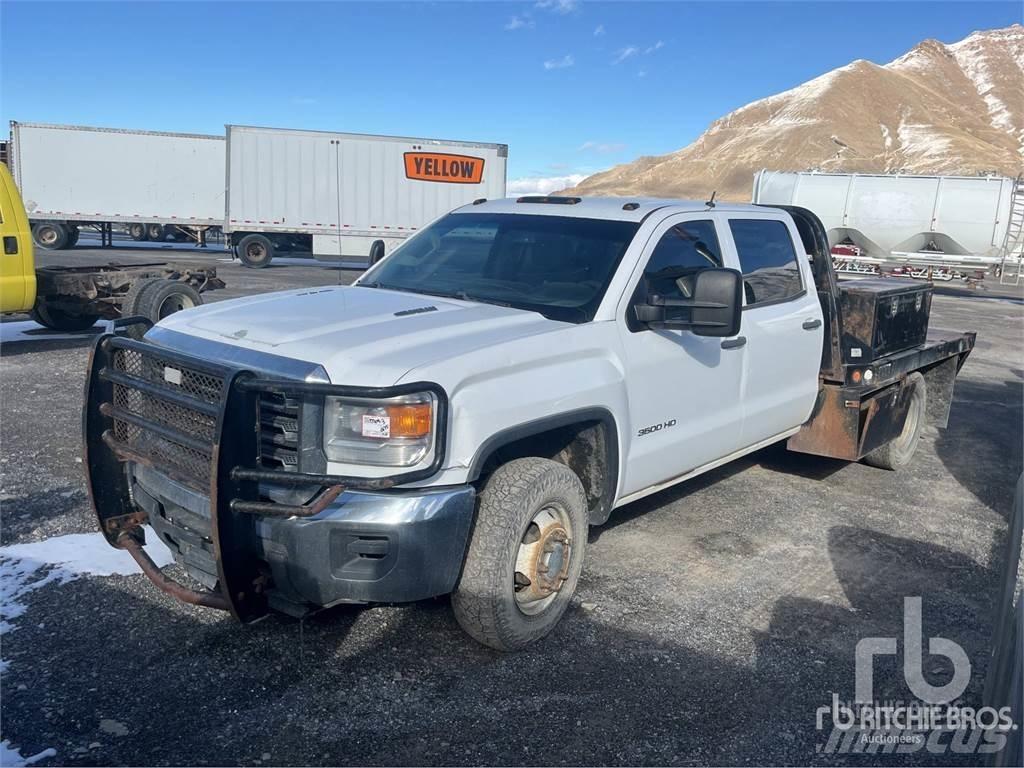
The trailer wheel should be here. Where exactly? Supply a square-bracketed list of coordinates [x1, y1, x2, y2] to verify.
[30, 301, 99, 332]
[147, 223, 166, 242]
[135, 280, 203, 324]
[128, 223, 148, 241]
[863, 373, 927, 471]
[237, 234, 274, 268]
[32, 222, 68, 250]
[452, 457, 588, 651]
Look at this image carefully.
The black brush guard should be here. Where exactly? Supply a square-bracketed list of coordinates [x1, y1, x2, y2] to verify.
[83, 327, 448, 621]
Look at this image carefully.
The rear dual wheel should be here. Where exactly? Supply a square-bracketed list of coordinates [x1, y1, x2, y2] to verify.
[121, 278, 202, 339]
[452, 457, 588, 651]
[863, 373, 927, 471]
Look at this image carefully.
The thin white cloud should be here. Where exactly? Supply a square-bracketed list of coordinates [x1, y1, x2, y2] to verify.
[508, 174, 588, 196]
[535, 0, 578, 14]
[644, 40, 665, 54]
[637, 70, 647, 78]
[578, 141, 626, 154]
[594, 24, 605, 36]
[505, 14, 534, 31]
[612, 46, 638, 65]
[543, 54, 575, 70]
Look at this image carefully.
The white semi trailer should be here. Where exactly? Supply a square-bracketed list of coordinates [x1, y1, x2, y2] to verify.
[10, 122, 226, 250]
[752, 170, 1024, 281]
[224, 124, 508, 267]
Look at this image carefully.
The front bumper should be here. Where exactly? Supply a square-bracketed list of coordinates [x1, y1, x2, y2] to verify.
[83, 328, 461, 621]
[131, 461, 474, 611]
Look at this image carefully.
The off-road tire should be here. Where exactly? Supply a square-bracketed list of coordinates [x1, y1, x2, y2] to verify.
[120, 277, 163, 339]
[237, 234, 274, 268]
[452, 457, 588, 651]
[863, 373, 927, 471]
[128, 223, 148, 241]
[32, 222, 68, 250]
[146, 223, 166, 242]
[30, 301, 99, 332]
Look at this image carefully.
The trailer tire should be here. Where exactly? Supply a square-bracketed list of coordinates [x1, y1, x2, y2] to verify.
[452, 457, 588, 651]
[30, 301, 99, 332]
[863, 373, 927, 471]
[65, 226, 80, 248]
[238, 234, 274, 268]
[128, 223, 148, 241]
[134, 280, 202, 324]
[147, 223, 166, 242]
[32, 222, 69, 250]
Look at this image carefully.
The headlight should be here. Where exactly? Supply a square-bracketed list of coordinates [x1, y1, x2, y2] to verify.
[323, 392, 437, 467]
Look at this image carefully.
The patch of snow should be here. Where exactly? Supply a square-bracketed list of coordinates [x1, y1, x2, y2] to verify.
[948, 31, 1024, 137]
[0, 740, 57, 766]
[0, 529, 172, 655]
[880, 123, 893, 150]
[896, 119, 953, 160]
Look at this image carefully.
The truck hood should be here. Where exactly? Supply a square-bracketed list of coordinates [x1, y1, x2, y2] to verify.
[156, 285, 568, 385]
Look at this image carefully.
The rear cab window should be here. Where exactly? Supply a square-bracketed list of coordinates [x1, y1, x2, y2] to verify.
[727, 218, 804, 307]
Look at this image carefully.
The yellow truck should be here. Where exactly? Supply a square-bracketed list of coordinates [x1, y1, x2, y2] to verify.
[0, 163, 223, 331]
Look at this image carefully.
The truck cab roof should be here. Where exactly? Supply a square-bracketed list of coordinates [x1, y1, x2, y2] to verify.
[453, 196, 782, 222]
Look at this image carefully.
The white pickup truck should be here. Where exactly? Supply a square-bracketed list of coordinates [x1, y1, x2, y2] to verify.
[84, 196, 975, 650]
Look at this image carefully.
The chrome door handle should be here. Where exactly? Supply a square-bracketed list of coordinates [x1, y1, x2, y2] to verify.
[721, 336, 746, 350]
[802, 318, 822, 330]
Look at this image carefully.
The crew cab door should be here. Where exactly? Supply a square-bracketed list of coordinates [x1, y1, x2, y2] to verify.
[616, 214, 746, 496]
[722, 213, 823, 445]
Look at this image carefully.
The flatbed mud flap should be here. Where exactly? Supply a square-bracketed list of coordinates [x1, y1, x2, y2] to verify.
[787, 378, 917, 461]
[82, 332, 268, 621]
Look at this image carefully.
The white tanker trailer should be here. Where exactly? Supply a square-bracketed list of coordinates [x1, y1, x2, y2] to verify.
[752, 170, 1024, 283]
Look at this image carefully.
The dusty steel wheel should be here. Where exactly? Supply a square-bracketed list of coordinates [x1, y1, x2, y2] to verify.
[514, 503, 574, 615]
[452, 457, 588, 651]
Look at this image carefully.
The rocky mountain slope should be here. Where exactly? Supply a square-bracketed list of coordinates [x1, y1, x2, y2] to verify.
[565, 25, 1024, 201]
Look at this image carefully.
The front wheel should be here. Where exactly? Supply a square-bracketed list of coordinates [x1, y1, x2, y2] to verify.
[863, 372, 927, 471]
[452, 457, 588, 651]
[30, 301, 99, 332]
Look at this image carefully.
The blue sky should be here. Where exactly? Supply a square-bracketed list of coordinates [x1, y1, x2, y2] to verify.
[2, 1, 1019, 192]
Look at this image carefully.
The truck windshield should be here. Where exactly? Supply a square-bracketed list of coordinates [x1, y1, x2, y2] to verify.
[361, 212, 640, 323]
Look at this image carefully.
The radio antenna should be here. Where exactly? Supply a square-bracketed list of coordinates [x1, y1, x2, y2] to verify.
[706, 191, 717, 209]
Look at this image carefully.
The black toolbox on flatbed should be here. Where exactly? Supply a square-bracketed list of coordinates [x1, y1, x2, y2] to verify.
[838, 279, 932, 364]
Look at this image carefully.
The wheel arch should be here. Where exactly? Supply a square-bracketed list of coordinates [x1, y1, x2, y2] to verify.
[466, 408, 620, 525]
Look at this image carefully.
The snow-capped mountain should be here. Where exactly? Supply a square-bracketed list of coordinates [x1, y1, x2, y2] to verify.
[565, 25, 1024, 201]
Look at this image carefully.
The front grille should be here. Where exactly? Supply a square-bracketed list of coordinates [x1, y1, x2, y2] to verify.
[259, 392, 300, 472]
[111, 347, 224, 490]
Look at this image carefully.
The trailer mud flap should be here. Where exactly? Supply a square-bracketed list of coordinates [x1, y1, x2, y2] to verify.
[787, 378, 917, 461]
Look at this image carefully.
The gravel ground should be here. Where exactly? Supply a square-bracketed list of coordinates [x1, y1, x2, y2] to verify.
[1, 243, 1021, 766]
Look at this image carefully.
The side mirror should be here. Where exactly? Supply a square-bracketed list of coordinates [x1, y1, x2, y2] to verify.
[634, 267, 742, 337]
[369, 239, 386, 265]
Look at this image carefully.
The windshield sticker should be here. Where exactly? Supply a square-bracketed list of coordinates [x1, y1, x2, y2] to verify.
[404, 152, 485, 184]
